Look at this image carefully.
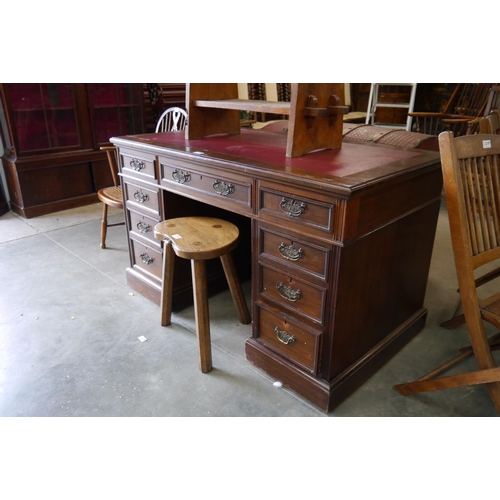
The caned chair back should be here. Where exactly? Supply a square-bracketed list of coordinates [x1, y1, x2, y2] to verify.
[155, 107, 188, 133]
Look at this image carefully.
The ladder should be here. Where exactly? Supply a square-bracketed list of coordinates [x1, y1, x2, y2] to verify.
[365, 83, 417, 131]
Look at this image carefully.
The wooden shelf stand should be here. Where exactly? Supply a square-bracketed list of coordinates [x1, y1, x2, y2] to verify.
[187, 83, 349, 158]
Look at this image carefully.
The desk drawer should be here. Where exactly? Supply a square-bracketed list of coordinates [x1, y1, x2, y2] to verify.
[159, 159, 253, 214]
[258, 183, 336, 236]
[131, 239, 162, 280]
[129, 210, 159, 245]
[121, 149, 156, 182]
[259, 225, 330, 282]
[259, 264, 326, 324]
[123, 180, 161, 217]
[256, 303, 322, 374]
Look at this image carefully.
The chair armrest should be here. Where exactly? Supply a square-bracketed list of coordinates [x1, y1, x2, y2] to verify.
[408, 112, 444, 118]
[442, 116, 475, 124]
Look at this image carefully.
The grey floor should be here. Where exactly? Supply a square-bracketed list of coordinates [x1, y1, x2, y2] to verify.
[0, 200, 499, 417]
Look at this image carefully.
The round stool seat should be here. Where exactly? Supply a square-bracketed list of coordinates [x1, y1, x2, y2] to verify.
[154, 217, 240, 260]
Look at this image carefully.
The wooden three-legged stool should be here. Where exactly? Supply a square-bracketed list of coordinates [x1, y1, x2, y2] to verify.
[154, 217, 251, 373]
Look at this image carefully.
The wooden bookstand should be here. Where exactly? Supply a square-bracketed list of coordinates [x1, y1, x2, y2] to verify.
[186, 83, 348, 157]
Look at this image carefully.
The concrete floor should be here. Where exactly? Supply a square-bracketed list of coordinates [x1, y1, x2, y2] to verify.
[0, 201, 499, 417]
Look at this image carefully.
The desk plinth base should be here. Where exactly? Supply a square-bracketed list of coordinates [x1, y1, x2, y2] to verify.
[126, 267, 162, 305]
[245, 308, 428, 412]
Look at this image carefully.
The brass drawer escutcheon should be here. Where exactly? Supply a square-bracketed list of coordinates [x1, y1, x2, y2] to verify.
[278, 242, 303, 261]
[275, 326, 296, 345]
[280, 197, 306, 217]
[136, 221, 152, 234]
[130, 159, 146, 171]
[172, 169, 191, 184]
[277, 282, 301, 301]
[133, 190, 149, 203]
[212, 180, 235, 196]
[140, 253, 153, 265]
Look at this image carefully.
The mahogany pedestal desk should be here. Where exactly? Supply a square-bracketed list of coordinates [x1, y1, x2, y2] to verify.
[111, 129, 442, 412]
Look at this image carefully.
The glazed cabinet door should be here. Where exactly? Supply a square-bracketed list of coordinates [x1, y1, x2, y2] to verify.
[87, 84, 144, 146]
[0, 83, 91, 156]
[0, 83, 147, 218]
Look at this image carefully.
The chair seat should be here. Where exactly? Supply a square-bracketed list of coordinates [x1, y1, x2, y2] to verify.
[154, 217, 239, 260]
[98, 186, 123, 208]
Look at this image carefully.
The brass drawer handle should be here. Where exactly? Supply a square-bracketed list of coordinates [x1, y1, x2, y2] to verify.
[133, 190, 149, 203]
[277, 282, 301, 302]
[278, 242, 303, 261]
[275, 326, 296, 345]
[130, 159, 146, 171]
[280, 197, 306, 217]
[140, 253, 153, 265]
[213, 180, 235, 196]
[137, 221, 152, 234]
[172, 169, 191, 184]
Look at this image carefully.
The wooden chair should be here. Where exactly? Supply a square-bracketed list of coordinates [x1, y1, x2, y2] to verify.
[484, 85, 500, 119]
[155, 106, 188, 132]
[409, 83, 495, 136]
[154, 217, 251, 373]
[394, 131, 500, 413]
[440, 109, 500, 328]
[97, 146, 124, 249]
[480, 109, 500, 134]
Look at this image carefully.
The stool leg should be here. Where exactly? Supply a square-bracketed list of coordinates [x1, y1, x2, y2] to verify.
[220, 253, 251, 324]
[160, 240, 175, 327]
[100, 203, 108, 249]
[191, 259, 212, 373]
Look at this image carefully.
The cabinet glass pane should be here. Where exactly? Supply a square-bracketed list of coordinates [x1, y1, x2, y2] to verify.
[91, 84, 142, 144]
[6, 83, 79, 152]
[0, 92, 13, 153]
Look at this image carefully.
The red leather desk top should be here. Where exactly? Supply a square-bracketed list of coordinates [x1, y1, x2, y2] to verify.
[121, 129, 439, 191]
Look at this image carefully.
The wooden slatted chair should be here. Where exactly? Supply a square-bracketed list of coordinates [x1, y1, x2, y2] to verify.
[440, 109, 500, 328]
[155, 107, 188, 132]
[394, 131, 500, 413]
[409, 83, 494, 136]
[480, 109, 500, 134]
[97, 146, 124, 249]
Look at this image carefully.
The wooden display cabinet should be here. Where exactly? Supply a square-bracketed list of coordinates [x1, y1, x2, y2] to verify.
[0, 83, 146, 218]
